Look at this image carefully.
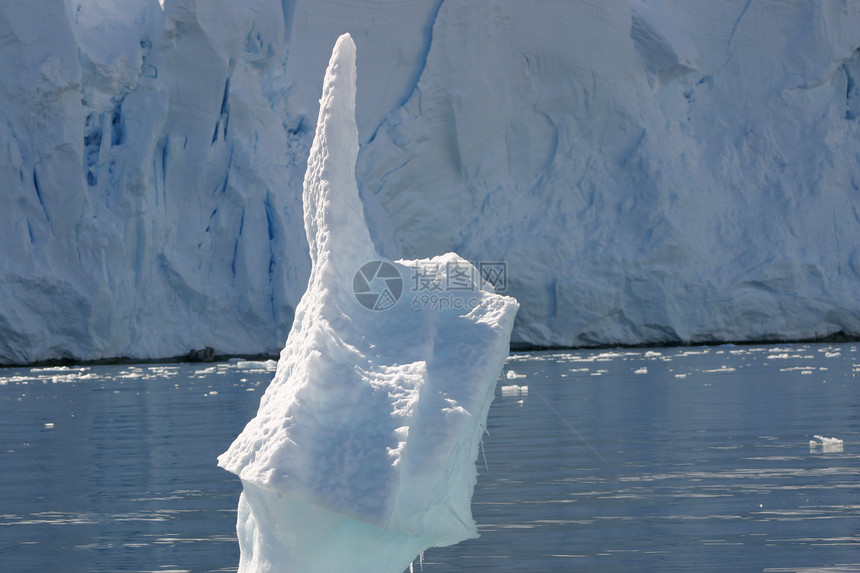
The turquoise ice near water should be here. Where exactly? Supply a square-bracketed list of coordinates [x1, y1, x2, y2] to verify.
[0, 343, 858, 572]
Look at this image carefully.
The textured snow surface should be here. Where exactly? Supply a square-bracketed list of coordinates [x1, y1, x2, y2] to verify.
[218, 34, 518, 572]
[1, 1, 860, 363]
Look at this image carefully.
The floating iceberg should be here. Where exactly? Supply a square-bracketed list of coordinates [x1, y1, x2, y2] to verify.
[234, 360, 278, 371]
[499, 384, 528, 397]
[809, 435, 844, 453]
[810, 435, 844, 446]
[217, 34, 519, 573]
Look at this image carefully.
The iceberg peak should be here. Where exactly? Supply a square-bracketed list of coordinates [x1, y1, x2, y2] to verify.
[303, 33, 375, 271]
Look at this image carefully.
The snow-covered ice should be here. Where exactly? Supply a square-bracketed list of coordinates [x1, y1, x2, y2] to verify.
[811, 435, 843, 446]
[235, 360, 278, 371]
[809, 435, 844, 453]
[217, 34, 518, 573]
[1, 1, 859, 363]
[499, 384, 528, 397]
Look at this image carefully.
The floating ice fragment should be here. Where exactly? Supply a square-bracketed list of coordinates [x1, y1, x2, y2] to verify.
[236, 360, 278, 371]
[809, 435, 844, 453]
[811, 435, 843, 446]
[218, 34, 518, 573]
[500, 384, 528, 397]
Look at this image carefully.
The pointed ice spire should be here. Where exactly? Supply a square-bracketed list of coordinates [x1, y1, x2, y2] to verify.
[303, 33, 376, 272]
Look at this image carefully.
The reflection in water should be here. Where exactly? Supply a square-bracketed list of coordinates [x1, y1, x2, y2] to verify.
[0, 344, 858, 572]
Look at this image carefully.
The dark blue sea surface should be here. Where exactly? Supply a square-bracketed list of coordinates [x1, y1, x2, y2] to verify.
[1, 344, 858, 572]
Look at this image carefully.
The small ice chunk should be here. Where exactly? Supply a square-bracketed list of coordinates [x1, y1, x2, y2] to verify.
[500, 384, 528, 397]
[702, 366, 736, 373]
[236, 360, 278, 371]
[810, 435, 844, 453]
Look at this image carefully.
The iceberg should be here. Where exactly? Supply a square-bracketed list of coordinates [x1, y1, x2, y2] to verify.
[809, 435, 844, 453]
[217, 34, 519, 573]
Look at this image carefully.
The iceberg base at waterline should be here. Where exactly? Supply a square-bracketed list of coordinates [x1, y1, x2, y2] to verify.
[217, 34, 519, 573]
[235, 482, 439, 572]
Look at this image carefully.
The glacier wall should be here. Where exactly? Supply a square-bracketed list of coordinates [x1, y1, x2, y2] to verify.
[2, 0, 859, 363]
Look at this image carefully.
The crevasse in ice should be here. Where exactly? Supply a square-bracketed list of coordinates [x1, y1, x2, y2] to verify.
[217, 33, 519, 573]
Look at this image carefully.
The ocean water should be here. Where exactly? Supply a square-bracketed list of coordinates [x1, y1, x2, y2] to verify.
[0, 343, 857, 572]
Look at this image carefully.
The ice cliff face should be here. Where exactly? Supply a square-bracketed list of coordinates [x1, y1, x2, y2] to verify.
[2, 0, 859, 363]
[1, 0, 306, 363]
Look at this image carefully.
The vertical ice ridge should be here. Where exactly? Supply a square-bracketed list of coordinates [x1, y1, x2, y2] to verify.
[303, 33, 375, 271]
[212, 74, 231, 144]
[716, 0, 754, 73]
[366, 0, 444, 146]
[32, 167, 50, 224]
[264, 191, 279, 326]
[110, 97, 125, 146]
